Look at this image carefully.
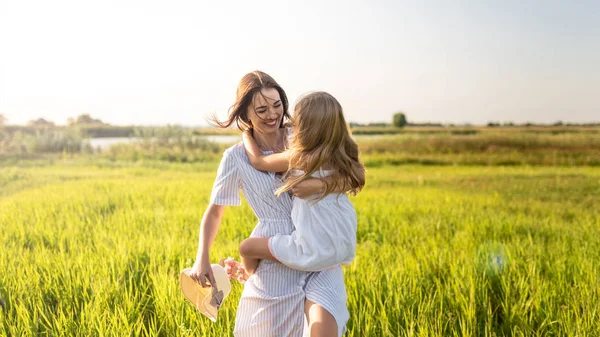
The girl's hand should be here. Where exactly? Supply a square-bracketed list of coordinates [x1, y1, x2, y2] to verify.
[242, 131, 261, 160]
[242, 130, 291, 172]
[241, 130, 252, 147]
[222, 257, 248, 284]
[291, 178, 324, 199]
[189, 256, 216, 288]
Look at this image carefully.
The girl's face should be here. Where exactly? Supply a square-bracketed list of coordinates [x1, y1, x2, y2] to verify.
[247, 88, 283, 135]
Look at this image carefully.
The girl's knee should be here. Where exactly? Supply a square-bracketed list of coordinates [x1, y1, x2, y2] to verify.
[239, 237, 272, 260]
[239, 238, 252, 257]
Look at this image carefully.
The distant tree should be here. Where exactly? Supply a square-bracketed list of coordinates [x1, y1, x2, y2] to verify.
[0, 113, 6, 126]
[392, 112, 407, 127]
[68, 114, 105, 125]
[28, 118, 55, 126]
[553, 120, 564, 126]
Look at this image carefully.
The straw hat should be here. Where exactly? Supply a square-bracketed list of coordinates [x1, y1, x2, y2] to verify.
[180, 264, 231, 322]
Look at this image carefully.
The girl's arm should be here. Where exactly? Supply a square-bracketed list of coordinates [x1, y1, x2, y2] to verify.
[240, 237, 345, 272]
[242, 131, 289, 172]
[189, 204, 225, 288]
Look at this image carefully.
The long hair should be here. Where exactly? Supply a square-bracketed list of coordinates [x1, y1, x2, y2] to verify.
[210, 71, 290, 131]
[276, 92, 365, 200]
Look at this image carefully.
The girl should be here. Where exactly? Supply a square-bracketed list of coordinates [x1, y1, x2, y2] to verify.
[236, 91, 365, 277]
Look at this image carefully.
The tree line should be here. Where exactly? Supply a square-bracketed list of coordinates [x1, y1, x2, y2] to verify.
[1, 112, 598, 130]
[350, 112, 600, 128]
[0, 113, 106, 127]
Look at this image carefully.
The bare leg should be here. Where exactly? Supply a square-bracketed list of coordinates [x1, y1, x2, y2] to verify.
[239, 237, 278, 275]
[305, 299, 338, 337]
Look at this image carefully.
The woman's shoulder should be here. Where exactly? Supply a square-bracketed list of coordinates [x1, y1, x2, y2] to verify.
[222, 142, 245, 159]
[284, 124, 293, 136]
[283, 125, 293, 145]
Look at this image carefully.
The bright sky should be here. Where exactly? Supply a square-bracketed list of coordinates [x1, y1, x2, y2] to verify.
[1, 0, 598, 126]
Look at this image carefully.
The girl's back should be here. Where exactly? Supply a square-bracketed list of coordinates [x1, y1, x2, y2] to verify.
[273, 169, 357, 271]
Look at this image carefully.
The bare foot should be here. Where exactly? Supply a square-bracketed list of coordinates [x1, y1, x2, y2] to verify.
[219, 257, 251, 283]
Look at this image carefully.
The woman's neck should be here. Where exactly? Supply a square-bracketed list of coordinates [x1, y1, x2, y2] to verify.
[253, 128, 284, 152]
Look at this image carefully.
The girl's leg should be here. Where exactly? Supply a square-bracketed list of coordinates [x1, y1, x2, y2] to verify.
[239, 237, 279, 275]
[305, 299, 338, 337]
[304, 267, 349, 337]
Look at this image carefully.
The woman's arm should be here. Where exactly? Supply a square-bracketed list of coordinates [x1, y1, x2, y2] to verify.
[189, 203, 225, 288]
[242, 131, 289, 172]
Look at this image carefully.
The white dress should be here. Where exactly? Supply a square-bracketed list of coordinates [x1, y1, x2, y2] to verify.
[268, 169, 357, 271]
[210, 144, 349, 337]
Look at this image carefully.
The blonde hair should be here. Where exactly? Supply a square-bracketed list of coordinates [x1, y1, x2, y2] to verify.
[276, 92, 365, 200]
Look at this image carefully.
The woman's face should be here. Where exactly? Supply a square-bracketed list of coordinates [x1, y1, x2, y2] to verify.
[247, 88, 283, 135]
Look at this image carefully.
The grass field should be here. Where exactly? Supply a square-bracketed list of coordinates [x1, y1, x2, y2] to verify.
[1, 157, 599, 336]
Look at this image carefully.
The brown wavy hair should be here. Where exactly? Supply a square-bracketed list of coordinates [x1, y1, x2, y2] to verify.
[210, 71, 290, 131]
[276, 92, 365, 200]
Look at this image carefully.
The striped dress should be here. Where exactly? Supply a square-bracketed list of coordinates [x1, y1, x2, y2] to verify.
[210, 143, 349, 337]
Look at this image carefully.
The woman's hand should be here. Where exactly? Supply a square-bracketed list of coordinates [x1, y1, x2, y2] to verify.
[291, 178, 324, 199]
[189, 256, 216, 288]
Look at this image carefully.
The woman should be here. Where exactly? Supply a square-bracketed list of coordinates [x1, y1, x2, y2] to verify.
[189, 71, 349, 337]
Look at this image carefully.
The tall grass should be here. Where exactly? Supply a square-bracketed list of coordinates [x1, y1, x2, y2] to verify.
[102, 126, 227, 163]
[0, 129, 91, 156]
[357, 132, 600, 166]
[1, 164, 599, 336]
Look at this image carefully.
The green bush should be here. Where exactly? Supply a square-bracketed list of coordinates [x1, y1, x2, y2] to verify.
[392, 112, 407, 127]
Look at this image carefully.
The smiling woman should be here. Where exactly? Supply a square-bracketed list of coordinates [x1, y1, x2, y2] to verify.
[190, 71, 350, 336]
[210, 71, 290, 133]
[248, 88, 284, 133]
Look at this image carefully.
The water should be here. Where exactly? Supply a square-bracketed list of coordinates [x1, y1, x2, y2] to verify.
[88, 135, 241, 150]
[88, 134, 384, 150]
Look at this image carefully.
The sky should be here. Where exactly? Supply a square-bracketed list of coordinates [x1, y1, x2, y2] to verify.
[1, 0, 599, 126]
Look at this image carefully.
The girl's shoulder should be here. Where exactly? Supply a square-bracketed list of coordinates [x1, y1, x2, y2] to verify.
[313, 168, 335, 178]
[293, 168, 335, 178]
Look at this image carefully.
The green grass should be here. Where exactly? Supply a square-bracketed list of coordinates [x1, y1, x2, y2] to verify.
[1, 162, 599, 336]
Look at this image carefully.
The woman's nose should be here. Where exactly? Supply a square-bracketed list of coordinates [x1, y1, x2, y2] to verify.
[267, 107, 278, 119]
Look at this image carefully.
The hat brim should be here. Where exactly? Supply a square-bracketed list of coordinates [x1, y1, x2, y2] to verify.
[180, 268, 220, 322]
